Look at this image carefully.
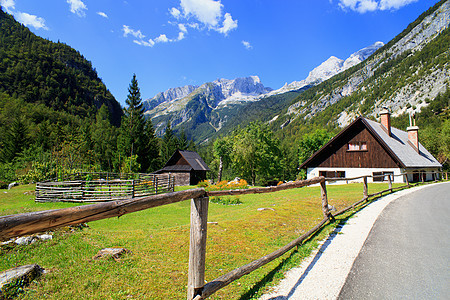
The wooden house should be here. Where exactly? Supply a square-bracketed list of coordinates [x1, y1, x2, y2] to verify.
[154, 150, 210, 186]
[300, 110, 442, 183]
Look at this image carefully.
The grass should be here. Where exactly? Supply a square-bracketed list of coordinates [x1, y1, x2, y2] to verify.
[0, 182, 403, 299]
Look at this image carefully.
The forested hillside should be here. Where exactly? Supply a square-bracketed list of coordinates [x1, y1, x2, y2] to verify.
[0, 7, 122, 123]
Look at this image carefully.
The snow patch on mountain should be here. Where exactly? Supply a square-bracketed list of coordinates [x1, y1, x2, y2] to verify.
[265, 42, 384, 97]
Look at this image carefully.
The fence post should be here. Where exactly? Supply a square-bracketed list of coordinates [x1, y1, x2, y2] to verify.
[187, 196, 209, 300]
[446, 172, 448, 181]
[388, 175, 392, 192]
[155, 176, 158, 194]
[363, 176, 368, 200]
[132, 180, 135, 198]
[320, 180, 330, 219]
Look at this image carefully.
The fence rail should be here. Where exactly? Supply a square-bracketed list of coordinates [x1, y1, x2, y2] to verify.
[35, 172, 175, 202]
[0, 171, 448, 299]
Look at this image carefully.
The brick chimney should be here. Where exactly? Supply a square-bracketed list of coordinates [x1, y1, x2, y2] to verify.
[407, 112, 419, 153]
[380, 108, 391, 136]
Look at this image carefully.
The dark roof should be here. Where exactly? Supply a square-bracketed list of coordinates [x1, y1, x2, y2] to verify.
[156, 150, 210, 173]
[177, 150, 210, 171]
[300, 116, 442, 169]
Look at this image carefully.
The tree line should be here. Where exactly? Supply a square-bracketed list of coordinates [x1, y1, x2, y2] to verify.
[0, 75, 195, 185]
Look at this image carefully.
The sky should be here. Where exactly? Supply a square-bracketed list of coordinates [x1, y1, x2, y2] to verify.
[0, 0, 440, 106]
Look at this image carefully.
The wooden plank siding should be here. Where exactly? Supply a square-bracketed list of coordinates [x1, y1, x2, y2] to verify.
[307, 121, 399, 168]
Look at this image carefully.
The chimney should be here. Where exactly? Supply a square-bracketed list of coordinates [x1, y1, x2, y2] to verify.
[407, 112, 419, 153]
[380, 108, 391, 136]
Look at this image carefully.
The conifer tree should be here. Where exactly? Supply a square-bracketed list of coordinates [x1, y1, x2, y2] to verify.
[161, 121, 179, 163]
[117, 74, 147, 171]
[1, 116, 28, 162]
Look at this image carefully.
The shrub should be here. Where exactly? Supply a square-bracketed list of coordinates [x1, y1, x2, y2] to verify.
[205, 179, 248, 191]
[0, 181, 7, 189]
[197, 180, 210, 188]
[210, 196, 242, 205]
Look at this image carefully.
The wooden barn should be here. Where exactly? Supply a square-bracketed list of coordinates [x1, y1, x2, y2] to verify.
[300, 110, 442, 183]
[154, 150, 210, 186]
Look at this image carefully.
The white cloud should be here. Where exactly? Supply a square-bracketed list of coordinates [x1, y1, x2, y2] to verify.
[124, 25, 185, 47]
[180, 0, 222, 27]
[338, 0, 417, 13]
[218, 12, 237, 35]
[170, 7, 181, 19]
[124, 0, 237, 48]
[379, 0, 418, 10]
[67, 0, 87, 17]
[155, 34, 169, 43]
[15, 12, 48, 30]
[178, 23, 187, 32]
[123, 25, 145, 39]
[175, 0, 238, 35]
[1, 0, 48, 30]
[177, 31, 185, 41]
[242, 40, 252, 50]
[0, 0, 15, 13]
[134, 39, 155, 47]
[97, 11, 108, 18]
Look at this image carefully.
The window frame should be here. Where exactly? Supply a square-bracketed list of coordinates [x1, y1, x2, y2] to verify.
[347, 141, 367, 152]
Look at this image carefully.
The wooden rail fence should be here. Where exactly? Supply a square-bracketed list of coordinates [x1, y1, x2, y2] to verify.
[35, 172, 175, 202]
[0, 171, 448, 299]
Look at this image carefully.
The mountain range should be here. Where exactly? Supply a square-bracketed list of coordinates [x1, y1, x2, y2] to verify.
[143, 41, 385, 140]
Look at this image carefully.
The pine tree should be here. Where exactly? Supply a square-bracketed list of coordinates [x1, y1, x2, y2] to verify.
[161, 121, 178, 163]
[1, 116, 28, 162]
[117, 74, 147, 172]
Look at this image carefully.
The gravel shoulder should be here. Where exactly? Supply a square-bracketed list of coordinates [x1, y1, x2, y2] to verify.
[259, 183, 445, 300]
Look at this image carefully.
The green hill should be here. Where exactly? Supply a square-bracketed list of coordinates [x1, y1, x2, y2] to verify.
[0, 7, 122, 124]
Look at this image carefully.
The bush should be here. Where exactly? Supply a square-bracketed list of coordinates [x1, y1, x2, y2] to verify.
[0, 181, 7, 189]
[210, 196, 242, 205]
[205, 179, 248, 191]
[197, 180, 210, 188]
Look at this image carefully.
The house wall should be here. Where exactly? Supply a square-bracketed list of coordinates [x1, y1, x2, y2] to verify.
[308, 124, 399, 169]
[159, 172, 191, 186]
[307, 167, 405, 183]
[404, 167, 441, 182]
[307, 167, 441, 184]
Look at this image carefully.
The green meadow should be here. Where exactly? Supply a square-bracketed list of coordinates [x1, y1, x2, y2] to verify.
[1, 182, 400, 299]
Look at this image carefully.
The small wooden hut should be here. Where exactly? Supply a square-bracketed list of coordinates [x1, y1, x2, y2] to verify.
[154, 150, 210, 186]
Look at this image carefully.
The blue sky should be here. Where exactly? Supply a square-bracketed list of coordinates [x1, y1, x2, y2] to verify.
[0, 0, 438, 106]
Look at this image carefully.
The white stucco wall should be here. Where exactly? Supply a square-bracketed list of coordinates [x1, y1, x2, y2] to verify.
[307, 167, 441, 184]
[307, 167, 404, 183]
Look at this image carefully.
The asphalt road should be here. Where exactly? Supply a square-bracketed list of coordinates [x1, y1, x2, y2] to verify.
[338, 182, 450, 299]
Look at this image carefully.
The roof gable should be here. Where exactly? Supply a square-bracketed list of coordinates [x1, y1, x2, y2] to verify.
[163, 150, 210, 171]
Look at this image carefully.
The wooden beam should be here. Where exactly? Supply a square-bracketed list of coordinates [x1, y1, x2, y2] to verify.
[320, 181, 329, 219]
[207, 177, 324, 197]
[0, 189, 206, 241]
[363, 176, 368, 200]
[187, 197, 209, 300]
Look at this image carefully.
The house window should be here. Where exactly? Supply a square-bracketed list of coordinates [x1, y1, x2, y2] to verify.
[373, 171, 393, 182]
[348, 142, 367, 151]
[319, 171, 346, 178]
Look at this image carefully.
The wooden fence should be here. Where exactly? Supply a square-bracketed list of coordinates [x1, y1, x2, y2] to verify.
[0, 171, 448, 299]
[35, 172, 175, 203]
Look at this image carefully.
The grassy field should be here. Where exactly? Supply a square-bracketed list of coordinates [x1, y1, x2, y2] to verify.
[1, 182, 402, 299]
